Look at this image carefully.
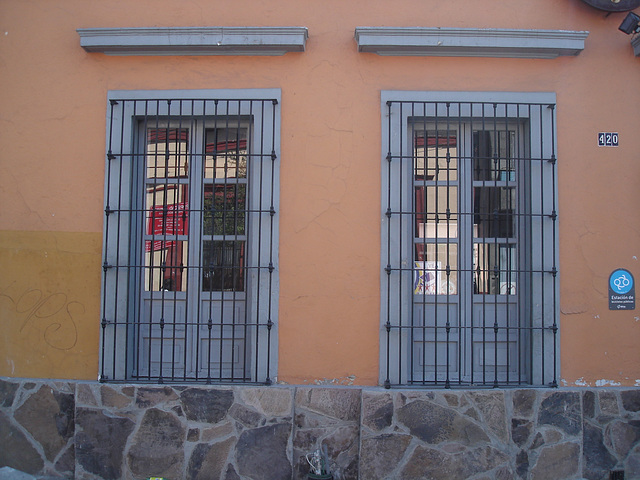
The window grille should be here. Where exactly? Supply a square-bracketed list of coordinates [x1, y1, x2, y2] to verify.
[382, 94, 558, 388]
[100, 93, 279, 384]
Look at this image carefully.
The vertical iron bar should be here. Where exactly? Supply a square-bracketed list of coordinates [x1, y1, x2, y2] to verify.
[398, 102, 404, 385]
[255, 99, 266, 383]
[113, 98, 128, 380]
[549, 104, 558, 387]
[539, 104, 546, 385]
[101, 99, 117, 381]
[444, 102, 452, 388]
[243, 101, 253, 382]
[266, 99, 277, 384]
[384, 100, 393, 388]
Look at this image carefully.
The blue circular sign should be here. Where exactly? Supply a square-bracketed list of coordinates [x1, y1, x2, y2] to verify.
[610, 269, 634, 294]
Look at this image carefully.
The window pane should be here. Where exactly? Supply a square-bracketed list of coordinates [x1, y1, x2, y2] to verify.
[205, 128, 248, 179]
[146, 128, 190, 179]
[474, 186, 515, 239]
[414, 130, 457, 182]
[202, 240, 245, 292]
[473, 130, 515, 182]
[415, 186, 458, 239]
[473, 243, 516, 295]
[203, 184, 246, 236]
[414, 244, 458, 295]
[145, 185, 189, 237]
[144, 241, 188, 292]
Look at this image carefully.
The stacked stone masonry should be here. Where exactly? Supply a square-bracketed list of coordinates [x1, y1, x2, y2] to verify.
[1, 378, 640, 479]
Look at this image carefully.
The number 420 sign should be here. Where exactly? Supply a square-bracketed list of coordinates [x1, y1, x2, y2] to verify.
[598, 132, 619, 147]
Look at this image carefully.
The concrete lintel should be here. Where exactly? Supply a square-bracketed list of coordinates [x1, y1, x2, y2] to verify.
[77, 26, 309, 56]
[355, 27, 589, 59]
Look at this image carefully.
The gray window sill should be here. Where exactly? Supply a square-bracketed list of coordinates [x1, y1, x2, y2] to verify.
[77, 26, 308, 56]
[355, 27, 588, 59]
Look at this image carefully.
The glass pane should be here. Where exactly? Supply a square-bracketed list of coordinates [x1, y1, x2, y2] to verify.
[146, 128, 190, 179]
[202, 184, 246, 236]
[414, 244, 458, 295]
[202, 241, 245, 292]
[474, 186, 515, 239]
[205, 128, 248, 179]
[415, 186, 458, 239]
[144, 241, 188, 292]
[473, 130, 515, 182]
[413, 130, 457, 182]
[474, 243, 516, 295]
[145, 185, 189, 237]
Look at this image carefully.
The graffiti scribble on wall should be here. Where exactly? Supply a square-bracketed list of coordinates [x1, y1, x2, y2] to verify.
[0, 281, 81, 350]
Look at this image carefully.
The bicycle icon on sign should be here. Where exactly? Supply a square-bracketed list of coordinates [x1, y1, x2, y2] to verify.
[610, 269, 634, 295]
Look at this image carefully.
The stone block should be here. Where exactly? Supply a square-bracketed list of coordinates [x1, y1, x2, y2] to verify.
[236, 423, 291, 480]
[512, 389, 537, 418]
[531, 442, 580, 480]
[126, 408, 186, 479]
[583, 390, 596, 419]
[135, 385, 178, 407]
[599, 391, 620, 416]
[295, 387, 361, 422]
[606, 419, 640, 459]
[239, 387, 293, 417]
[0, 411, 44, 474]
[583, 421, 617, 480]
[512, 418, 533, 447]
[100, 385, 132, 409]
[359, 434, 412, 480]
[468, 391, 507, 442]
[0, 380, 19, 408]
[229, 402, 264, 428]
[14, 385, 74, 462]
[76, 384, 97, 407]
[361, 391, 393, 431]
[75, 408, 134, 480]
[400, 445, 509, 480]
[621, 390, 640, 413]
[397, 399, 489, 445]
[188, 438, 235, 480]
[539, 391, 581, 436]
[180, 388, 234, 423]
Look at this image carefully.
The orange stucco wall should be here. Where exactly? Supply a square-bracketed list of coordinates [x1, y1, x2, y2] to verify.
[1, 0, 639, 386]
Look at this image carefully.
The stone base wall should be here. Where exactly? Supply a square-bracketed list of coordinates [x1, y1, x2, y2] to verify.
[1, 378, 640, 479]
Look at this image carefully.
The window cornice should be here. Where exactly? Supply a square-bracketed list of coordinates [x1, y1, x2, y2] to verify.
[355, 27, 588, 59]
[77, 26, 308, 56]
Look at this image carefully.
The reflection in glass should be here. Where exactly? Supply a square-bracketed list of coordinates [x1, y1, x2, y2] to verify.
[413, 130, 458, 182]
[474, 243, 516, 295]
[146, 128, 189, 179]
[473, 130, 515, 182]
[203, 184, 246, 236]
[145, 185, 189, 237]
[144, 241, 188, 292]
[415, 186, 458, 238]
[413, 129, 459, 295]
[144, 182, 189, 292]
[205, 128, 248, 179]
[414, 243, 458, 295]
[202, 241, 245, 292]
[473, 186, 515, 239]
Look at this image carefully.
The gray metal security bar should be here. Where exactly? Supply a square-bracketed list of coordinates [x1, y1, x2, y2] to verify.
[383, 99, 558, 388]
[101, 97, 277, 384]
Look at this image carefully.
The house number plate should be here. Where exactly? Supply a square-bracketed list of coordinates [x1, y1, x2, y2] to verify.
[598, 132, 619, 147]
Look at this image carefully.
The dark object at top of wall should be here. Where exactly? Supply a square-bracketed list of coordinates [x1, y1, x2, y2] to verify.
[581, 0, 640, 12]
